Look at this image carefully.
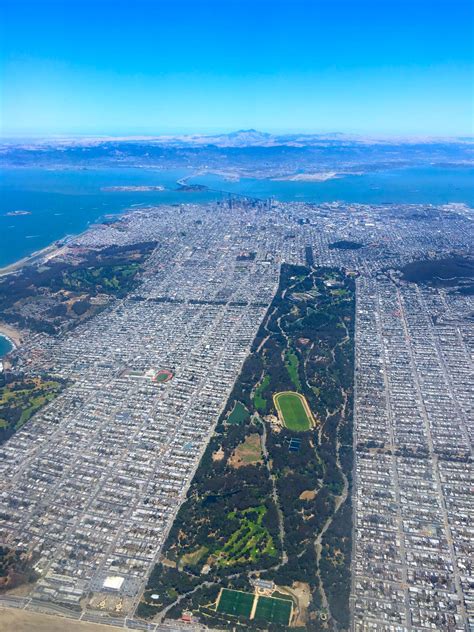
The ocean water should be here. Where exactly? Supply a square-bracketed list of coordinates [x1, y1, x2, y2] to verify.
[0, 167, 220, 268]
[193, 166, 474, 205]
[0, 335, 13, 358]
[0, 166, 473, 268]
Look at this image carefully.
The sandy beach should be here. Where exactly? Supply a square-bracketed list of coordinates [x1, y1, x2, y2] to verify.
[0, 243, 61, 278]
[0, 607, 126, 632]
[0, 322, 23, 348]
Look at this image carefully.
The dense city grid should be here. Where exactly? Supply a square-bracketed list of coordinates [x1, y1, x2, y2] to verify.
[0, 199, 472, 630]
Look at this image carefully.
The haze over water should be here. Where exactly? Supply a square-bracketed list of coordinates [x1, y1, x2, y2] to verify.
[1, 165, 473, 268]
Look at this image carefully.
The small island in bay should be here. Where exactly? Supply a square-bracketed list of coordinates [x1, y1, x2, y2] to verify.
[272, 171, 340, 182]
[5, 210, 32, 216]
[176, 183, 209, 191]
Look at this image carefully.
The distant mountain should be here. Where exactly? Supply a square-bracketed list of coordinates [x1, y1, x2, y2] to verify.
[148, 130, 474, 148]
[2, 130, 473, 150]
[210, 129, 274, 145]
[168, 128, 276, 147]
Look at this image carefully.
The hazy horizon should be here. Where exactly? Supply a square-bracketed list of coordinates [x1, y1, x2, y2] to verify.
[2, 128, 473, 143]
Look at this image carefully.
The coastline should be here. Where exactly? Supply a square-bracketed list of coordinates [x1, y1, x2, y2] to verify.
[0, 322, 23, 348]
[0, 243, 61, 278]
[0, 236, 79, 280]
[0, 606, 126, 632]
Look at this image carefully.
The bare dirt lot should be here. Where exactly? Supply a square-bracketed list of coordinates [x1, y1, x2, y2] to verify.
[0, 608, 126, 632]
[229, 433, 262, 468]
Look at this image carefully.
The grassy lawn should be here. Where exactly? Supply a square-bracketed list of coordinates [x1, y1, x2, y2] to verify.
[285, 348, 302, 390]
[253, 375, 270, 412]
[179, 546, 208, 569]
[215, 506, 276, 567]
[274, 391, 314, 431]
[62, 263, 140, 295]
[1, 378, 63, 439]
[226, 401, 250, 425]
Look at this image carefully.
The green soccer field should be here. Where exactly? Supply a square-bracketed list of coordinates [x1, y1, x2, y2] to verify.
[154, 369, 173, 382]
[216, 589, 254, 618]
[254, 595, 292, 625]
[274, 391, 313, 431]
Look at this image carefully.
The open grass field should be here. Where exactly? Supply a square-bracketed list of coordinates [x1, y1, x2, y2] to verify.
[216, 588, 254, 618]
[273, 391, 315, 431]
[254, 595, 293, 625]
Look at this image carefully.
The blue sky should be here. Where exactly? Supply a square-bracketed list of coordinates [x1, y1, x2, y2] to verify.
[1, 0, 473, 136]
